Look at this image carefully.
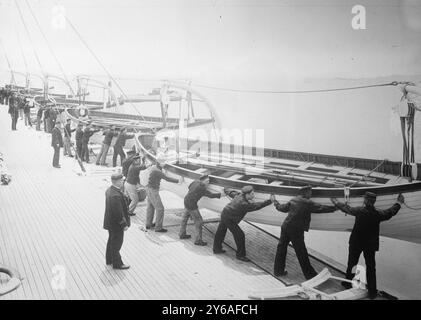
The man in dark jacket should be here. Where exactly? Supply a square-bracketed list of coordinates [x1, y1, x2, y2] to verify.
[96, 125, 117, 166]
[103, 173, 131, 270]
[63, 119, 76, 157]
[50, 107, 57, 129]
[51, 121, 63, 168]
[179, 175, 221, 246]
[213, 185, 273, 261]
[145, 155, 179, 232]
[8, 94, 19, 131]
[273, 186, 336, 279]
[331, 192, 404, 299]
[43, 107, 51, 132]
[124, 155, 146, 216]
[81, 124, 100, 162]
[36, 106, 44, 131]
[113, 128, 135, 167]
[75, 123, 84, 159]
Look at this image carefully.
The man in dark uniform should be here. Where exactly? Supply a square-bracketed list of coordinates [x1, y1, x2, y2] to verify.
[213, 185, 272, 261]
[50, 107, 57, 129]
[124, 155, 146, 216]
[44, 106, 51, 133]
[103, 173, 131, 270]
[179, 175, 221, 246]
[51, 121, 63, 168]
[331, 192, 404, 299]
[81, 123, 100, 163]
[273, 186, 336, 279]
[36, 106, 44, 131]
[113, 128, 135, 167]
[75, 123, 84, 159]
[8, 94, 19, 131]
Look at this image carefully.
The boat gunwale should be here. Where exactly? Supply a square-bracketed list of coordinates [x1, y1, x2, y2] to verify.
[135, 133, 421, 199]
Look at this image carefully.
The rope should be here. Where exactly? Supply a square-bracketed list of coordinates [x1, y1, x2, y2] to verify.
[402, 202, 421, 211]
[15, 27, 28, 75]
[191, 81, 402, 94]
[57, 3, 146, 122]
[347, 159, 387, 188]
[24, 0, 75, 95]
[14, 0, 45, 76]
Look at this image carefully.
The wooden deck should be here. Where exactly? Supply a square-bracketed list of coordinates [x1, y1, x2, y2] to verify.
[0, 105, 386, 300]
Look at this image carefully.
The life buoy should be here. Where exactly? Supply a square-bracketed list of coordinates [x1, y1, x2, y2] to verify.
[0, 265, 22, 296]
[77, 105, 88, 118]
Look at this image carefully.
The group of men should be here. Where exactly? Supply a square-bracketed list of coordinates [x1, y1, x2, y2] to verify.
[4, 91, 35, 131]
[104, 162, 405, 299]
[48, 117, 137, 169]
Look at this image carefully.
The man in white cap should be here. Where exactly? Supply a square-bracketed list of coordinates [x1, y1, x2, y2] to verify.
[145, 154, 179, 232]
[213, 185, 273, 262]
[103, 172, 131, 270]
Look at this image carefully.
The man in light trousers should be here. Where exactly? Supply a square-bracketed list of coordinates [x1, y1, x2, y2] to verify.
[145, 155, 179, 232]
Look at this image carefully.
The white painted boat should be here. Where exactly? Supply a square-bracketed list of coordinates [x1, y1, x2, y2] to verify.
[134, 132, 421, 244]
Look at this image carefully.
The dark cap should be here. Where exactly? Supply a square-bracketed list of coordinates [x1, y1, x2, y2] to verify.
[132, 155, 141, 160]
[199, 174, 209, 181]
[241, 185, 254, 194]
[364, 191, 377, 200]
[111, 173, 124, 181]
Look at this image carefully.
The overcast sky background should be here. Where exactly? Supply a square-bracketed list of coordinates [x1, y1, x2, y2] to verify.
[1, 0, 421, 160]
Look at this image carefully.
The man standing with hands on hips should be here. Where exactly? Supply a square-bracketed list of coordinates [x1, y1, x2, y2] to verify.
[103, 173, 131, 270]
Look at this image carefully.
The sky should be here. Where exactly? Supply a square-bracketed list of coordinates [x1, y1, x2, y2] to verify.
[1, 0, 421, 160]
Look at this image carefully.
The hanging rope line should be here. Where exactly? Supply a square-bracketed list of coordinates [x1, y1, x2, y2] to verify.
[192, 81, 405, 94]
[57, 2, 146, 122]
[24, 0, 75, 95]
[14, 0, 45, 77]
[15, 27, 28, 75]
[0, 40, 14, 75]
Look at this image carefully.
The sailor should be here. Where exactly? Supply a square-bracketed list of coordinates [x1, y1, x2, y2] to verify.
[103, 172, 131, 270]
[331, 192, 404, 299]
[17, 95, 24, 120]
[96, 125, 117, 166]
[213, 186, 272, 261]
[8, 93, 19, 131]
[51, 121, 63, 168]
[112, 128, 135, 167]
[121, 149, 138, 178]
[81, 123, 100, 163]
[273, 186, 336, 279]
[145, 154, 179, 232]
[36, 106, 44, 131]
[50, 107, 58, 129]
[75, 123, 84, 159]
[63, 118, 76, 157]
[179, 175, 221, 246]
[23, 97, 32, 127]
[124, 154, 146, 216]
[44, 106, 51, 133]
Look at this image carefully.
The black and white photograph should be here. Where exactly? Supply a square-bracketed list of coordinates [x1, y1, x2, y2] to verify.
[0, 0, 420, 306]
